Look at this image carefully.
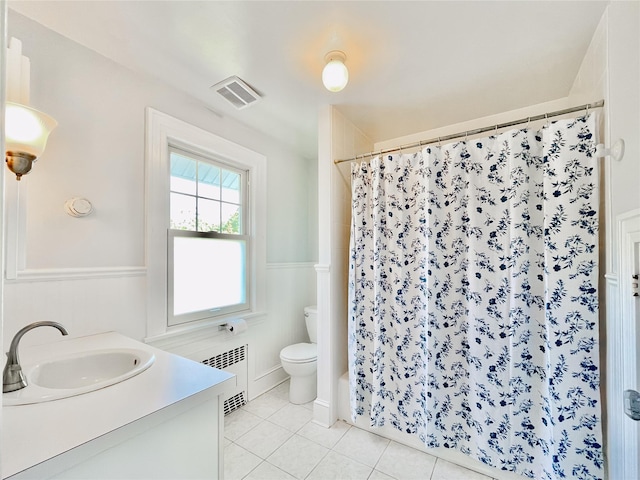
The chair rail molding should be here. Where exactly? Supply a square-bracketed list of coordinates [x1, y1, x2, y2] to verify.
[267, 262, 316, 270]
[7, 266, 147, 283]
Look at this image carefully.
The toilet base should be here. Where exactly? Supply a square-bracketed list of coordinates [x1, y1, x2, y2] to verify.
[288, 373, 317, 404]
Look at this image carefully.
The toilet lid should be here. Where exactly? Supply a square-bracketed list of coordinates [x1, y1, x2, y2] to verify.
[280, 343, 317, 363]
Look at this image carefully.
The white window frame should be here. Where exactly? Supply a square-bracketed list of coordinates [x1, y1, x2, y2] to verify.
[145, 108, 266, 339]
[167, 146, 250, 325]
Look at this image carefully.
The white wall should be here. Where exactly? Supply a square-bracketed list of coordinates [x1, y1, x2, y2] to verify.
[3, 11, 318, 398]
[607, 3, 640, 477]
[572, 3, 640, 480]
[568, 4, 640, 478]
[315, 105, 372, 426]
[606, 3, 640, 223]
[0, 0, 7, 473]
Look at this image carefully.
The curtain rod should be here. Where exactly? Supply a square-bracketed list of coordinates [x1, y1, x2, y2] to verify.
[334, 100, 605, 165]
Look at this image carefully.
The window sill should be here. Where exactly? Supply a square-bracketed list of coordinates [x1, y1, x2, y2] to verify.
[144, 310, 266, 350]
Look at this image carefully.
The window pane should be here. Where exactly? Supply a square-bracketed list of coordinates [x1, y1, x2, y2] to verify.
[198, 198, 221, 232]
[221, 203, 241, 234]
[172, 237, 246, 316]
[198, 162, 221, 200]
[170, 193, 196, 230]
[171, 176, 197, 195]
[221, 169, 241, 203]
[170, 153, 197, 195]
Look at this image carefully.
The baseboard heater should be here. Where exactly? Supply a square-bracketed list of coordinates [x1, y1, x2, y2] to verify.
[200, 344, 248, 415]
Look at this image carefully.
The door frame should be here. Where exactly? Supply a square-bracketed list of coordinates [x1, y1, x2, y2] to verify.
[607, 209, 640, 479]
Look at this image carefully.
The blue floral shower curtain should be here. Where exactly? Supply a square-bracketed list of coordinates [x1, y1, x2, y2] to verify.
[348, 114, 603, 480]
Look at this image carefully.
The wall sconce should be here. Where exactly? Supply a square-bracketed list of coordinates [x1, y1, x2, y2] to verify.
[322, 51, 349, 92]
[5, 102, 57, 181]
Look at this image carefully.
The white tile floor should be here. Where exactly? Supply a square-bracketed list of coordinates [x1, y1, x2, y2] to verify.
[224, 381, 499, 480]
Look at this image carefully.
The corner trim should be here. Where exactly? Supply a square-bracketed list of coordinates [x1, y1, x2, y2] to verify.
[312, 398, 333, 427]
[607, 208, 640, 480]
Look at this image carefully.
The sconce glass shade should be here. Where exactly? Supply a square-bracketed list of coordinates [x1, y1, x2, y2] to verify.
[322, 51, 348, 92]
[5, 102, 58, 158]
[5, 102, 57, 180]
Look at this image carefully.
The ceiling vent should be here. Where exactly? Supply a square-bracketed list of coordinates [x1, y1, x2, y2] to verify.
[211, 76, 261, 110]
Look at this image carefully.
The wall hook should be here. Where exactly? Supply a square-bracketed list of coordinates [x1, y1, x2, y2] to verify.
[596, 139, 625, 161]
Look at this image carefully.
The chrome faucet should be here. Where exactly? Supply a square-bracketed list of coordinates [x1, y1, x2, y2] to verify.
[3, 321, 68, 393]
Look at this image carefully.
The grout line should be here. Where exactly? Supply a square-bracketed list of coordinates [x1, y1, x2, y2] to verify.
[302, 441, 331, 480]
[371, 439, 391, 474]
[267, 460, 298, 480]
[240, 458, 262, 480]
[229, 384, 499, 480]
[430, 457, 438, 480]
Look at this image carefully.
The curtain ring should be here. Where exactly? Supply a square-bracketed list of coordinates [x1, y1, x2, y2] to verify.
[526, 117, 531, 129]
[464, 131, 468, 142]
[437, 137, 441, 147]
[494, 124, 498, 136]
[545, 113, 550, 127]
[585, 104, 590, 116]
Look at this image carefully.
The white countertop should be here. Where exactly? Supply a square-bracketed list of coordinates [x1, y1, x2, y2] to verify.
[2, 331, 235, 478]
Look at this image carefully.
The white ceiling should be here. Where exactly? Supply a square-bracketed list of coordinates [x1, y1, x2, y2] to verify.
[8, 1, 608, 160]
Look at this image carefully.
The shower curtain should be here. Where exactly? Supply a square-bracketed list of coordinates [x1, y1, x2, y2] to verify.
[348, 114, 603, 480]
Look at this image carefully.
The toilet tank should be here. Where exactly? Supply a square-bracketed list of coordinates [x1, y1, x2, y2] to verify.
[304, 306, 318, 343]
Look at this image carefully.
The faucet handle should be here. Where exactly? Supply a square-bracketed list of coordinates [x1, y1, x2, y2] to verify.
[3, 363, 27, 393]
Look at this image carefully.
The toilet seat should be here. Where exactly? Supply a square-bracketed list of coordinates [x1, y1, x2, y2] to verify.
[280, 343, 317, 363]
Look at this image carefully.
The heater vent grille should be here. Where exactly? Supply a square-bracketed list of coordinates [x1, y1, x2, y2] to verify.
[201, 344, 247, 415]
[211, 76, 261, 110]
[202, 345, 246, 370]
[224, 392, 247, 415]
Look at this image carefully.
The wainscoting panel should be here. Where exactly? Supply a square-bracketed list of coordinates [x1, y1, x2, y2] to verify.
[3, 269, 147, 351]
[3, 262, 317, 403]
[247, 262, 316, 398]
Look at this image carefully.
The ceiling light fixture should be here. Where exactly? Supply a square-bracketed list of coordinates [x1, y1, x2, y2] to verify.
[322, 51, 348, 92]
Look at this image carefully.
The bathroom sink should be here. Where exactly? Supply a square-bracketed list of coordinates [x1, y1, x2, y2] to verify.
[4, 348, 155, 405]
[31, 349, 154, 389]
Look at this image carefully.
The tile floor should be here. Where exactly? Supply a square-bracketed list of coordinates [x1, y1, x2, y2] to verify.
[224, 380, 499, 480]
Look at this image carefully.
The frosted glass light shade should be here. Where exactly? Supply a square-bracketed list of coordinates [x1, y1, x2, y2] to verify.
[5, 102, 57, 158]
[322, 51, 348, 92]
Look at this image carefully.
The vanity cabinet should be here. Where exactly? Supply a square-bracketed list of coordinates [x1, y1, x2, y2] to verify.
[2, 332, 234, 479]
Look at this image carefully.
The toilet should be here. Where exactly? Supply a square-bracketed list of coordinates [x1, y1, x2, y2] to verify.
[279, 306, 318, 404]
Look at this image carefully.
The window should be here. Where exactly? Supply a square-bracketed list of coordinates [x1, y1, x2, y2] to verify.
[168, 149, 249, 325]
[145, 108, 266, 337]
